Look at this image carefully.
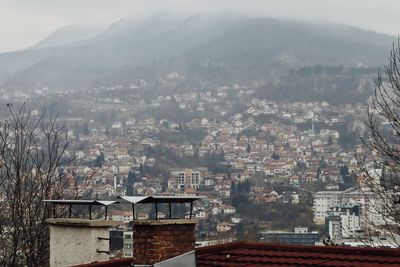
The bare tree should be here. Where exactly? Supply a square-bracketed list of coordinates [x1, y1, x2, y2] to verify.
[358, 39, 400, 247]
[0, 104, 81, 266]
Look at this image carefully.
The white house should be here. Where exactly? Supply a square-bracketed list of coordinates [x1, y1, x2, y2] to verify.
[217, 222, 234, 232]
[222, 205, 236, 215]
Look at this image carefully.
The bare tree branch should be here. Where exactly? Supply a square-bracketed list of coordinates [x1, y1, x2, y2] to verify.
[0, 104, 87, 266]
[358, 37, 400, 247]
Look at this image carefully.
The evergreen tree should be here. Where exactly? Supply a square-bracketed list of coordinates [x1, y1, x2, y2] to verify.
[230, 181, 237, 195]
[246, 143, 251, 153]
[339, 165, 349, 177]
[193, 145, 200, 161]
[126, 184, 134, 196]
[94, 153, 105, 168]
[73, 121, 80, 135]
[272, 152, 280, 160]
[127, 171, 137, 185]
[126, 171, 137, 196]
[220, 149, 225, 161]
[327, 136, 333, 145]
[139, 163, 144, 175]
[82, 122, 90, 135]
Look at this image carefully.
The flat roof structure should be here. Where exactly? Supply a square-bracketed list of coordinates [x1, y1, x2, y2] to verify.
[44, 200, 118, 206]
[117, 195, 203, 204]
[117, 195, 204, 220]
[44, 196, 204, 220]
[44, 199, 118, 220]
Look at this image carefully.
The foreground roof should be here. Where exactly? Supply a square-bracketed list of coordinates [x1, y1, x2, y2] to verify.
[73, 241, 400, 267]
[195, 241, 400, 267]
[75, 258, 132, 267]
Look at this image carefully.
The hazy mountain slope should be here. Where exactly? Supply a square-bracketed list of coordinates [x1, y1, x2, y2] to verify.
[31, 24, 106, 49]
[1, 14, 241, 88]
[0, 15, 394, 89]
[0, 47, 59, 78]
[187, 18, 393, 67]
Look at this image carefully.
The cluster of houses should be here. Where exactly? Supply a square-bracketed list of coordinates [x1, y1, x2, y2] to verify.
[4, 79, 379, 248]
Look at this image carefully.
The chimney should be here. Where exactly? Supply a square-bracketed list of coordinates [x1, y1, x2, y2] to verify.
[44, 200, 118, 267]
[44, 196, 201, 266]
[47, 218, 117, 267]
[132, 219, 197, 265]
[116, 195, 202, 265]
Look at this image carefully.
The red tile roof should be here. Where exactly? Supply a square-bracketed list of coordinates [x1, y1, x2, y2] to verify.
[74, 258, 133, 267]
[74, 241, 400, 267]
[195, 241, 400, 267]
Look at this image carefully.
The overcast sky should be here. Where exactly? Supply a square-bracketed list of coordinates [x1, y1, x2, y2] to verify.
[1, 0, 399, 53]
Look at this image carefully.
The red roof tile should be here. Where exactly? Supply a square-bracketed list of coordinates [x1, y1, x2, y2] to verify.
[73, 258, 133, 267]
[195, 242, 400, 267]
[73, 241, 400, 267]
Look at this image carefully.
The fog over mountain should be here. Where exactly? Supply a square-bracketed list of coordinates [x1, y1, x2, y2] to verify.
[0, 14, 394, 90]
[31, 24, 106, 49]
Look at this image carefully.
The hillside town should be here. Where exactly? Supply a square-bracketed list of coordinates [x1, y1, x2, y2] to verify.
[1, 73, 391, 256]
[4, 2, 400, 266]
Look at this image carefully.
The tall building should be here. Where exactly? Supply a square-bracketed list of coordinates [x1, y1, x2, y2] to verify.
[123, 230, 133, 257]
[170, 168, 204, 190]
[313, 187, 388, 238]
[313, 191, 342, 224]
[326, 205, 361, 242]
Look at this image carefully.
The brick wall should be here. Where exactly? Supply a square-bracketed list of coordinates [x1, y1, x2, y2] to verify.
[132, 219, 197, 265]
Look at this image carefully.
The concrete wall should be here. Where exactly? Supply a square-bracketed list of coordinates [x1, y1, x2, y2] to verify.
[47, 218, 117, 267]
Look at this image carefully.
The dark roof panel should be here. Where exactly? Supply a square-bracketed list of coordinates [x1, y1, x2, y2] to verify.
[73, 241, 400, 267]
[195, 242, 400, 267]
[73, 258, 133, 267]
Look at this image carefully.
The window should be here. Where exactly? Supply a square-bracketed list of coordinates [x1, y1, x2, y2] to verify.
[178, 173, 185, 185]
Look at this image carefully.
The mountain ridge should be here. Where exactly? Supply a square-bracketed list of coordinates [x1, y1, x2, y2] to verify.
[31, 24, 106, 50]
[0, 14, 394, 90]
